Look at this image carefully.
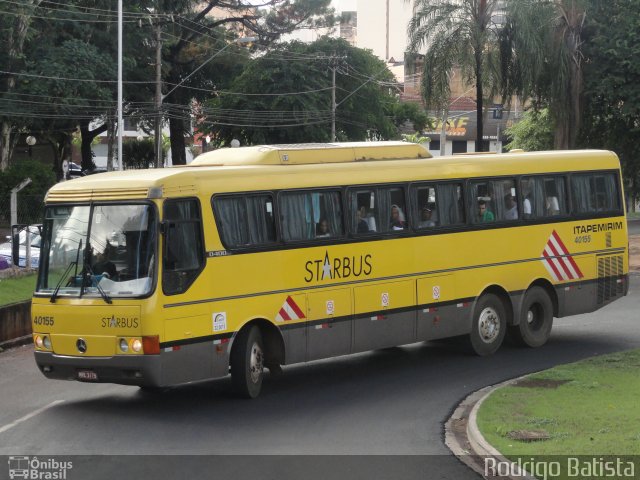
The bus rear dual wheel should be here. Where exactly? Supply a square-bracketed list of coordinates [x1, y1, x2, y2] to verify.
[509, 286, 554, 348]
[470, 288, 553, 355]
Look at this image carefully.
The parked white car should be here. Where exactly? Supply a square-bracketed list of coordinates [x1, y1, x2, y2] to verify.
[0, 225, 41, 268]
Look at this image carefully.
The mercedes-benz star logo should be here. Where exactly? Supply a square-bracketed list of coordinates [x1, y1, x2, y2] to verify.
[76, 338, 87, 354]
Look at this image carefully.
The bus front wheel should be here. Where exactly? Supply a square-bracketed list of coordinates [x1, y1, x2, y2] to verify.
[470, 294, 506, 356]
[231, 325, 264, 399]
[510, 287, 553, 348]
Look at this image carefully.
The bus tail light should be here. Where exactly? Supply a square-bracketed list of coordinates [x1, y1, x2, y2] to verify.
[142, 335, 160, 355]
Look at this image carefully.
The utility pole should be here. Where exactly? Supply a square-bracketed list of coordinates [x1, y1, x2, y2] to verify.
[154, 10, 163, 168]
[117, 0, 123, 170]
[331, 61, 336, 142]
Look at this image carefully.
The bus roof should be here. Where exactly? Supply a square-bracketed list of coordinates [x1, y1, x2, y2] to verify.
[190, 141, 432, 166]
[45, 145, 620, 202]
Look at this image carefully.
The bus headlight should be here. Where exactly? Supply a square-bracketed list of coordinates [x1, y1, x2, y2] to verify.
[119, 338, 129, 353]
[43, 336, 52, 350]
[35, 335, 44, 348]
[130, 339, 143, 353]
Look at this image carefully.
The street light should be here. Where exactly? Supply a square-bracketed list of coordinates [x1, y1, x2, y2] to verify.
[155, 36, 256, 168]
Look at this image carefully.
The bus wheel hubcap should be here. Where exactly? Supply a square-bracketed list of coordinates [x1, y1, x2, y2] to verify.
[479, 307, 500, 343]
[249, 342, 264, 384]
[527, 309, 535, 324]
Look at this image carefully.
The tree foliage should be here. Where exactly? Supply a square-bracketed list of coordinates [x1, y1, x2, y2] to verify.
[158, 0, 334, 164]
[502, 0, 588, 149]
[579, 0, 640, 207]
[206, 37, 402, 146]
[504, 108, 554, 152]
[407, 0, 503, 152]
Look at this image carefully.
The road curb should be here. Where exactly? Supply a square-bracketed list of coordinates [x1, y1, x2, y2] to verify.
[445, 376, 537, 479]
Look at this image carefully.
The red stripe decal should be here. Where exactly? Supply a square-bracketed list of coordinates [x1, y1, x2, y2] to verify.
[551, 231, 583, 278]
[286, 296, 306, 319]
[278, 308, 291, 321]
[551, 230, 569, 255]
[542, 250, 563, 280]
[546, 240, 574, 279]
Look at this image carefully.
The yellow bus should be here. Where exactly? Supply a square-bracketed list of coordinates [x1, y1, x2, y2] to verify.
[31, 142, 629, 398]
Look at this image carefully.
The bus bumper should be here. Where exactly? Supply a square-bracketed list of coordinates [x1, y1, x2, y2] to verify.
[34, 351, 163, 387]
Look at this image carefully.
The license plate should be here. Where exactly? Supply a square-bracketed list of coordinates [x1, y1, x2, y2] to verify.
[77, 370, 98, 381]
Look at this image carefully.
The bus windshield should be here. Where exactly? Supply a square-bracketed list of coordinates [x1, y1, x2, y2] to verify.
[36, 203, 157, 298]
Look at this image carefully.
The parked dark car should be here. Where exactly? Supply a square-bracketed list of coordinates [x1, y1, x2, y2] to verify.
[67, 162, 84, 179]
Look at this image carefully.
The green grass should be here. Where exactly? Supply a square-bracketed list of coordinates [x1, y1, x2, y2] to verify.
[478, 350, 640, 464]
[0, 274, 37, 306]
[628, 211, 640, 219]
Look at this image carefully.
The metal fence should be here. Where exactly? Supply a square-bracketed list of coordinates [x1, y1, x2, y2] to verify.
[0, 193, 45, 230]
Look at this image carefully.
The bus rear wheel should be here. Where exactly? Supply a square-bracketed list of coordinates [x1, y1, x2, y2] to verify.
[231, 325, 264, 399]
[469, 294, 506, 356]
[510, 286, 553, 348]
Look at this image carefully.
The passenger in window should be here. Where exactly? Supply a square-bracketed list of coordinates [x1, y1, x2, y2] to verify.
[390, 205, 407, 230]
[356, 206, 370, 233]
[93, 243, 117, 279]
[316, 218, 331, 238]
[478, 200, 494, 222]
[504, 193, 519, 220]
[418, 206, 436, 228]
[546, 196, 560, 215]
[522, 184, 533, 219]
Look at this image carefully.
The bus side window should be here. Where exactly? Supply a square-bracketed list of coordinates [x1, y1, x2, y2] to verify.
[571, 173, 619, 214]
[163, 198, 205, 295]
[412, 184, 438, 229]
[350, 187, 408, 234]
[280, 190, 343, 242]
[543, 176, 567, 216]
[213, 194, 276, 248]
[437, 183, 465, 226]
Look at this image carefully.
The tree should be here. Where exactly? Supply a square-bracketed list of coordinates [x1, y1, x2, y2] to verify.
[205, 37, 399, 146]
[579, 0, 640, 209]
[390, 102, 430, 133]
[502, 0, 588, 149]
[0, 0, 156, 176]
[504, 108, 554, 151]
[157, 0, 334, 164]
[0, 0, 43, 171]
[407, 0, 503, 152]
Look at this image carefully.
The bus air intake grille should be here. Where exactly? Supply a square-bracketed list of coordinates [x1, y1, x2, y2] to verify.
[597, 254, 623, 305]
[47, 188, 150, 201]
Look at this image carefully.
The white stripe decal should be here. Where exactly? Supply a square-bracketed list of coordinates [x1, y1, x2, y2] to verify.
[541, 256, 561, 281]
[548, 235, 580, 279]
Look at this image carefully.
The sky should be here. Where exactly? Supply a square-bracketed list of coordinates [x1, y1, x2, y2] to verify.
[333, 0, 357, 11]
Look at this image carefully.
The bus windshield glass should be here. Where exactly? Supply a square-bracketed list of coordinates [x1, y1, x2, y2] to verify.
[36, 203, 157, 298]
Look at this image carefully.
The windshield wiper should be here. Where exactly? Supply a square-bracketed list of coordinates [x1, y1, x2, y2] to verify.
[82, 263, 113, 304]
[50, 239, 82, 303]
[50, 261, 77, 303]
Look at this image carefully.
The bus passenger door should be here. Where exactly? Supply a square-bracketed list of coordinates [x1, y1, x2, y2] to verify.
[416, 275, 463, 340]
[306, 288, 352, 361]
[353, 280, 416, 352]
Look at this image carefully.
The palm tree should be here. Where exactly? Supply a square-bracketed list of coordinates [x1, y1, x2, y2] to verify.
[407, 0, 503, 152]
[501, 0, 587, 149]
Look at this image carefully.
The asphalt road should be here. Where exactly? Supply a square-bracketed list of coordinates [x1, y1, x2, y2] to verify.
[1, 275, 639, 480]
